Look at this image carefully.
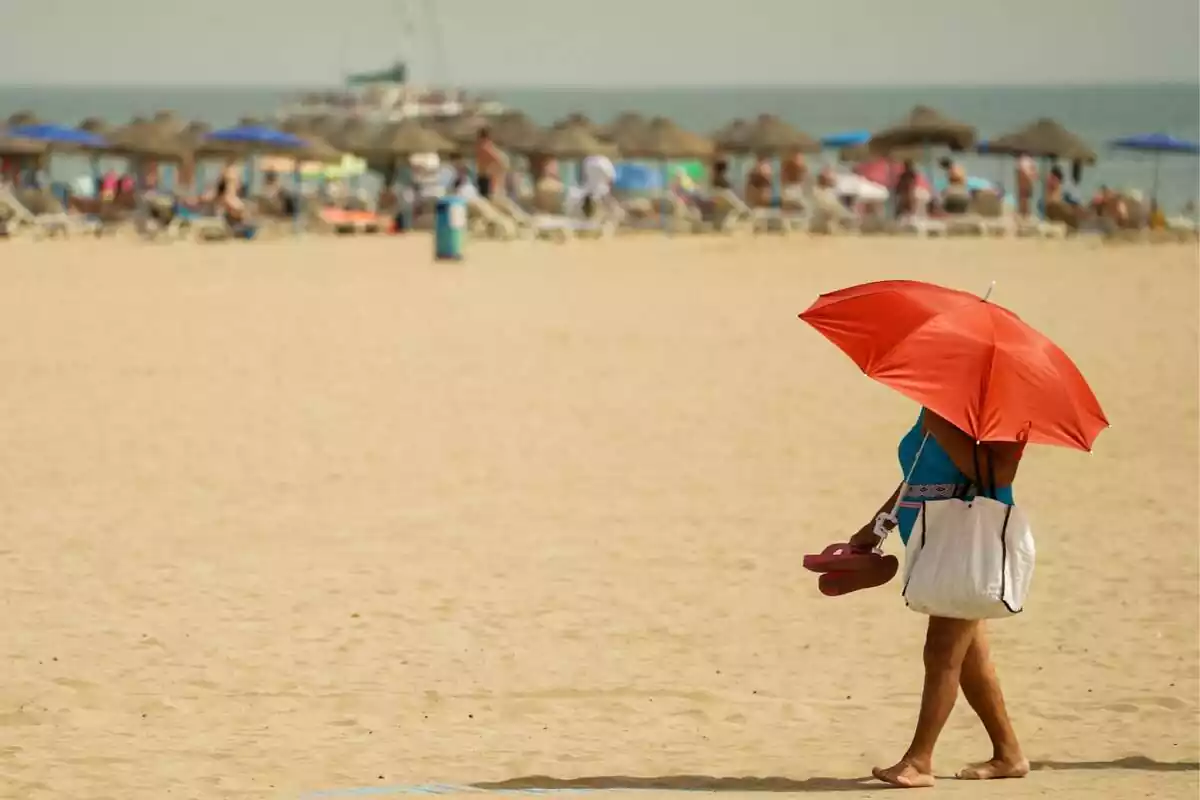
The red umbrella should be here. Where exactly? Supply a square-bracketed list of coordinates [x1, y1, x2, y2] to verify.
[799, 280, 1109, 451]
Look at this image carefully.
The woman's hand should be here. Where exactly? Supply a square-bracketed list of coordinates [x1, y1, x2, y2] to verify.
[849, 525, 882, 553]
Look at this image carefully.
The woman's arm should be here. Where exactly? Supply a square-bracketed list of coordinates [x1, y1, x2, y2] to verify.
[849, 485, 902, 551]
[921, 411, 1022, 488]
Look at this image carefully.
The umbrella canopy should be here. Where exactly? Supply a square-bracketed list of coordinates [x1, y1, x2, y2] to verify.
[196, 124, 317, 160]
[206, 125, 307, 148]
[712, 118, 752, 152]
[177, 121, 212, 147]
[1110, 133, 1200, 154]
[983, 118, 1096, 163]
[0, 134, 47, 157]
[617, 117, 713, 159]
[488, 111, 542, 150]
[728, 114, 821, 155]
[8, 123, 106, 150]
[328, 119, 376, 153]
[551, 113, 599, 135]
[6, 111, 41, 128]
[78, 117, 112, 136]
[821, 130, 872, 148]
[600, 111, 649, 142]
[869, 105, 976, 154]
[104, 119, 190, 161]
[150, 110, 183, 131]
[369, 120, 456, 158]
[519, 124, 615, 158]
[799, 280, 1108, 450]
[435, 115, 487, 147]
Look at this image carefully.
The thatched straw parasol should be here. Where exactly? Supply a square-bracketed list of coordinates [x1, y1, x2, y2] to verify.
[78, 117, 112, 136]
[488, 111, 542, 150]
[712, 118, 752, 152]
[982, 118, 1096, 163]
[0, 134, 47, 157]
[869, 105, 976, 153]
[600, 111, 649, 143]
[369, 120, 456, 159]
[150, 110, 183, 132]
[519, 124, 615, 158]
[617, 116, 713, 159]
[104, 119, 190, 161]
[434, 115, 487, 147]
[726, 114, 820, 155]
[6, 111, 41, 128]
[273, 120, 344, 164]
[329, 119, 375, 154]
[551, 113, 599, 135]
[176, 121, 212, 147]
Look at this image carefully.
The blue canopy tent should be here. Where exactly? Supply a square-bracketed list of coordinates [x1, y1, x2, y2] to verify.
[1110, 133, 1200, 206]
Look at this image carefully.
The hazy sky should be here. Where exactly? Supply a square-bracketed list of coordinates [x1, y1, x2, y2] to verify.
[2, 0, 1198, 87]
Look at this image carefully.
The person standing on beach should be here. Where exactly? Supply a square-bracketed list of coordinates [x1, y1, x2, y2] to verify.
[850, 410, 1030, 788]
[474, 127, 508, 200]
[1016, 155, 1037, 217]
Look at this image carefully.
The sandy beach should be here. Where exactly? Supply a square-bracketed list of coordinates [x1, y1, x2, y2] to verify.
[0, 236, 1196, 800]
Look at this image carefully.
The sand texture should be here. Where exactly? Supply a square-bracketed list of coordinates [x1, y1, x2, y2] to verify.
[0, 236, 1196, 799]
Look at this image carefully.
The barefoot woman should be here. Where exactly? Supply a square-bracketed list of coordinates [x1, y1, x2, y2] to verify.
[851, 408, 1031, 788]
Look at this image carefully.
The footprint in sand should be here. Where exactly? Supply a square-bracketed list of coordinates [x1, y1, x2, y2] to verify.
[1102, 702, 1141, 713]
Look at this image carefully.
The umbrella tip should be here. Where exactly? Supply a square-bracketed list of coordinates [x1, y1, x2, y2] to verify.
[982, 280, 996, 302]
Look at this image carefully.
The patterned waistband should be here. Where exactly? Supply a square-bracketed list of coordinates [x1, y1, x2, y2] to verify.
[903, 482, 966, 500]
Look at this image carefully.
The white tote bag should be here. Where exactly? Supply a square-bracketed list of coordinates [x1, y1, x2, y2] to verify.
[902, 495, 1036, 620]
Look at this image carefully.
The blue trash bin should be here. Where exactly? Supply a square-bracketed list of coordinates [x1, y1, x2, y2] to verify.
[434, 196, 466, 261]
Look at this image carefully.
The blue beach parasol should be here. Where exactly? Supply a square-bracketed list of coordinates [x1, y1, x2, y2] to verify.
[8, 123, 106, 148]
[1110, 133, 1200, 204]
[1110, 133, 1200, 155]
[820, 130, 871, 149]
[206, 125, 308, 148]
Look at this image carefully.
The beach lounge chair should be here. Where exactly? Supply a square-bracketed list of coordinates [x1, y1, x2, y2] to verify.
[466, 196, 522, 240]
[893, 210, 948, 238]
[708, 190, 754, 233]
[497, 194, 617, 242]
[0, 184, 101, 239]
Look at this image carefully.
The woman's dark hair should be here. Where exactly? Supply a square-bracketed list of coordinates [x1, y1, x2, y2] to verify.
[1050, 165, 1064, 180]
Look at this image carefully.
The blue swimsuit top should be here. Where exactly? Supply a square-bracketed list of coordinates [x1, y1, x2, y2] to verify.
[896, 411, 1015, 544]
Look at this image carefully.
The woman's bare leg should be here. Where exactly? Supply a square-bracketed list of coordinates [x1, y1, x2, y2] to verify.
[957, 625, 1030, 780]
[873, 617, 978, 788]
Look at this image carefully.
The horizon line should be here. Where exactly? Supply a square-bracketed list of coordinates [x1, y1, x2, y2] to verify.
[0, 79, 1197, 92]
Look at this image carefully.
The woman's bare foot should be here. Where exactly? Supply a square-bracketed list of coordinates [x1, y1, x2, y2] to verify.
[872, 759, 936, 788]
[957, 756, 1030, 780]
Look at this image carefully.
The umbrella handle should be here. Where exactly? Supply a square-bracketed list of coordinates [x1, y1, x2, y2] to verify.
[871, 507, 901, 554]
[874, 432, 931, 551]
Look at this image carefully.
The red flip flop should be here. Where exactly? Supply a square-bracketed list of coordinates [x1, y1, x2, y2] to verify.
[803, 542, 885, 573]
[817, 555, 899, 596]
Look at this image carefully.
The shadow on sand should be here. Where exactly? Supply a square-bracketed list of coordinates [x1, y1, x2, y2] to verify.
[474, 758, 1199, 793]
[1031, 756, 1200, 773]
[474, 775, 877, 793]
